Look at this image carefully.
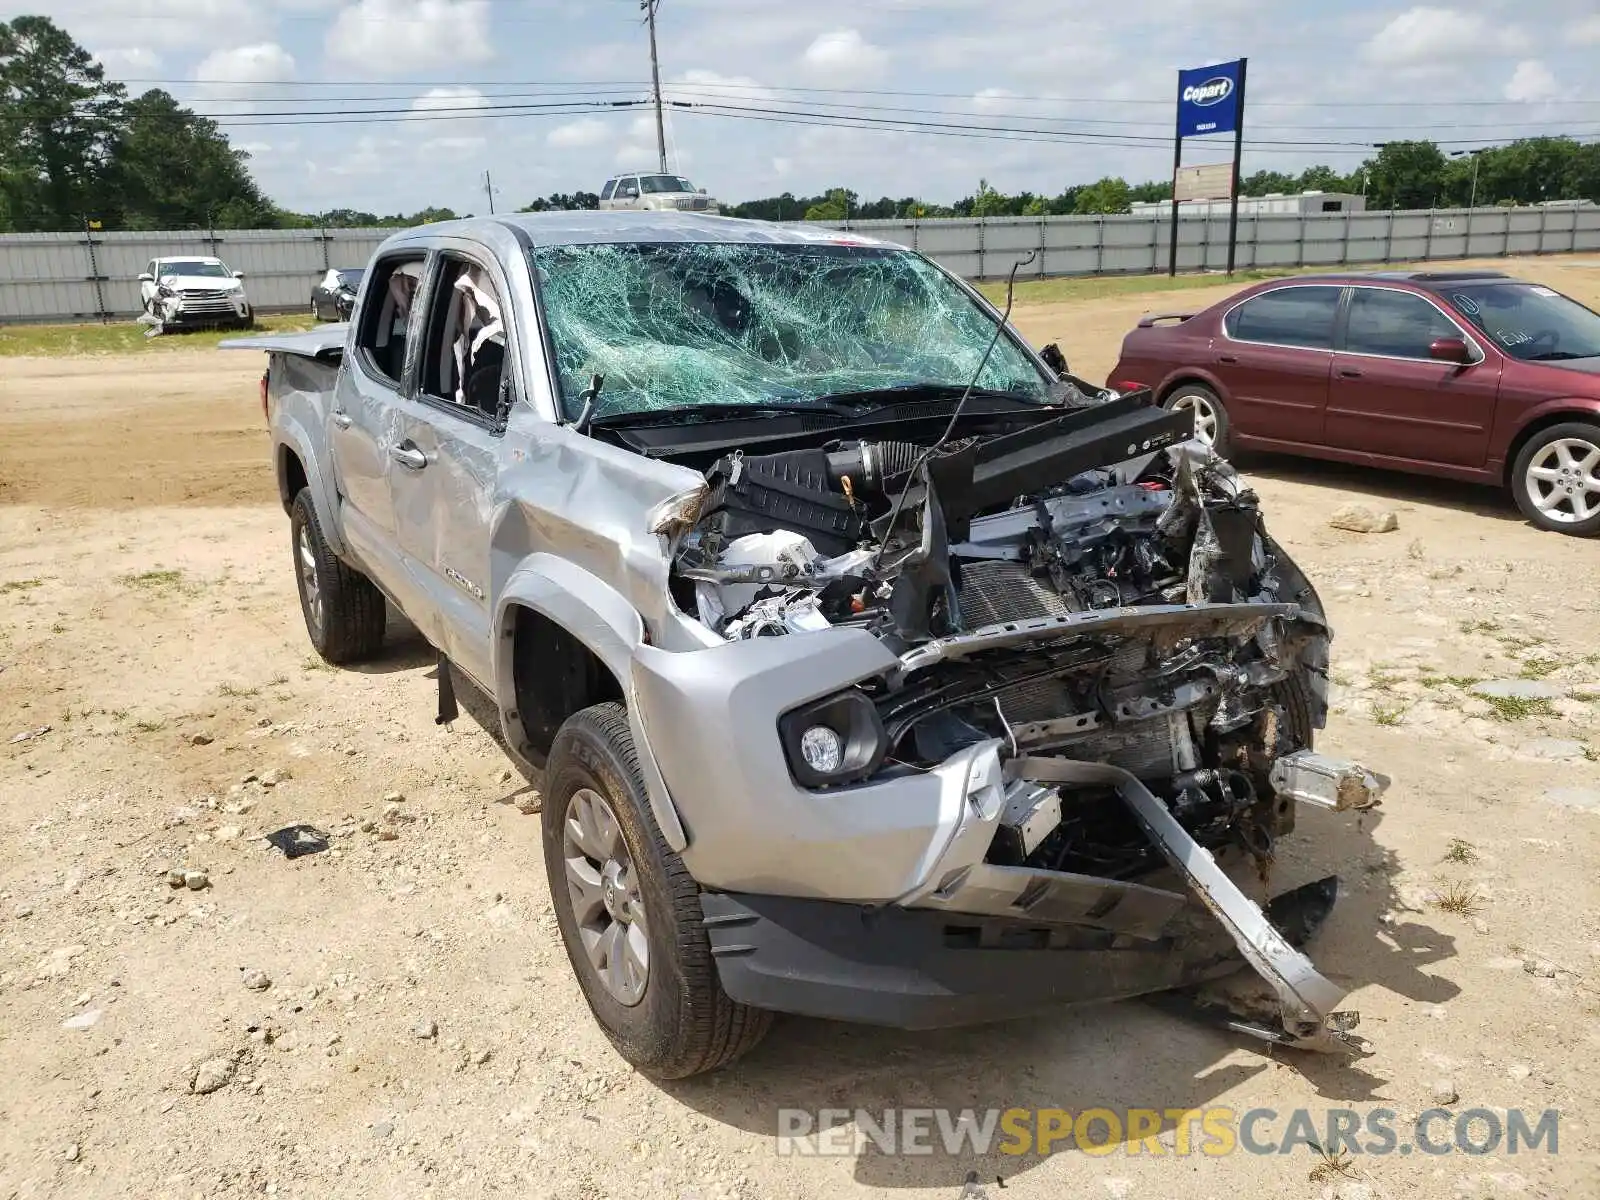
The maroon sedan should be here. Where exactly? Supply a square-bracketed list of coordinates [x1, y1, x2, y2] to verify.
[1107, 270, 1600, 536]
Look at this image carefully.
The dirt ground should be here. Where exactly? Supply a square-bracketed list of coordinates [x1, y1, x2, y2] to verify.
[3, 256, 1599, 1200]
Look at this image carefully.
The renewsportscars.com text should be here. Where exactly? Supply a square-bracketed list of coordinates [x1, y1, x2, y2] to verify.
[776, 1106, 1560, 1158]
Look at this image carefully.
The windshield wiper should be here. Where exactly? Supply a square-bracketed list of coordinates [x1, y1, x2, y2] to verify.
[589, 401, 860, 428]
[805, 382, 1045, 410]
[1525, 351, 1592, 361]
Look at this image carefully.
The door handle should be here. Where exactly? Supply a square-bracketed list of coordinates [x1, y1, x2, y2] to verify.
[1338, 368, 1363, 379]
[390, 443, 428, 471]
[331, 411, 353, 429]
[1218, 354, 1238, 364]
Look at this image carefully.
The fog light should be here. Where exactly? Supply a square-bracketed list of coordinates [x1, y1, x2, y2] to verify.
[799, 725, 844, 774]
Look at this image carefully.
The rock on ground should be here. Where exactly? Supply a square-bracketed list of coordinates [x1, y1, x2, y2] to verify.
[1328, 503, 1399, 534]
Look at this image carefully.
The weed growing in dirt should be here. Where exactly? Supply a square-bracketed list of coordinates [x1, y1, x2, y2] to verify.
[1459, 618, 1501, 635]
[50, 622, 65, 634]
[0, 578, 43, 594]
[216, 682, 260, 699]
[1371, 702, 1407, 726]
[1406, 540, 1425, 560]
[1498, 633, 1548, 654]
[132, 719, 165, 733]
[1518, 657, 1561, 680]
[1369, 672, 1404, 691]
[1482, 694, 1556, 721]
[1307, 1141, 1358, 1184]
[1444, 838, 1478, 864]
[120, 569, 184, 589]
[300, 657, 334, 672]
[1432, 882, 1484, 917]
[1584, 744, 1599, 763]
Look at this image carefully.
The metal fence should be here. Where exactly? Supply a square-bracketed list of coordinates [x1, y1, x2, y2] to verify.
[2, 205, 1598, 324]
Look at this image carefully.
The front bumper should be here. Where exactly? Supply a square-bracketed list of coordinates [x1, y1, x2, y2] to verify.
[701, 875, 1342, 1031]
[157, 292, 250, 326]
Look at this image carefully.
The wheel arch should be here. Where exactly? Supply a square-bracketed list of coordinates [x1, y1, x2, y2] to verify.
[1502, 401, 1600, 488]
[495, 556, 688, 851]
[1156, 369, 1227, 403]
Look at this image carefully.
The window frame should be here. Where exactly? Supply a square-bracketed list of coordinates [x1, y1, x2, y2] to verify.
[411, 245, 520, 436]
[1221, 283, 1346, 352]
[1338, 284, 1485, 364]
[352, 250, 429, 393]
[616, 176, 641, 200]
[600, 180, 617, 202]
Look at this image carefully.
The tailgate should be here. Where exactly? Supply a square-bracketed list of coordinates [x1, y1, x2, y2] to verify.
[219, 326, 347, 361]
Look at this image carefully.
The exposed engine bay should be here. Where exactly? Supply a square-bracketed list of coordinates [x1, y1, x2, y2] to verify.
[659, 388, 1387, 1053]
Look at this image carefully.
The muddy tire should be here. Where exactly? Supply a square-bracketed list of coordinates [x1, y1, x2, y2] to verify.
[1510, 421, 1600, 537]
[289, 488, 386, 663]
[543, 702, 773, 1079]
[1165, 383, 1232, 459]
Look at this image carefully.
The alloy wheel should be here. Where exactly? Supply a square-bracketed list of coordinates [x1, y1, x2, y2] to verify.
[296, 522, 323, 635]
[1525, 437, 1600, 525]
[1172, 393, 1221, 446]
[562, 787, 650, 1006]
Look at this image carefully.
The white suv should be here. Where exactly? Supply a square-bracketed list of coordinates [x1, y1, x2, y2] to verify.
[599, 172, 719, 213]
[138, 255, 253, 332]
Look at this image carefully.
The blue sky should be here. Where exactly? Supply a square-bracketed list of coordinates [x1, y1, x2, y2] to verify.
[11, 0, 1600, 215]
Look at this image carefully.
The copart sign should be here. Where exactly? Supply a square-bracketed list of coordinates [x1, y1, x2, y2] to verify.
[1177, 59, 1243, 138]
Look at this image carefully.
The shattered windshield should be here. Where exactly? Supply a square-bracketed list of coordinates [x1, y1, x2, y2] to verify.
[159, 260, 230, 278]
[1444, 282, 1600, 361]
[530, 242, 1052, 421]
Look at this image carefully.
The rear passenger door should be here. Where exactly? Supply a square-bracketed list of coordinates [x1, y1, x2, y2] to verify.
[387, 246, 517, 689]
[1215, 284, 1343, 446]
[1325, 285, 1500, 468]
[331, 252, 425, 574]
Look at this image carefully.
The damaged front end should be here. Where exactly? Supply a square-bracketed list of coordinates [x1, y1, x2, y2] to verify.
[662, 392, 1385, 1053]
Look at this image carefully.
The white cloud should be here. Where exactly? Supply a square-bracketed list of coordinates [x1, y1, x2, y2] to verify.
[93, 47, 162, 77]
[61, 0, 272, 51]
[971, 87, 1016, 113]
[1363, 7, 1528, 67]
[1570, 16, 1600, 44]
[669, 69, 777, 105]
[1504, 59, 1559, 103]
[801, 29, 888, 80]
[547, 118, 609, 149]
[194, 44, 297, 114]
[326, 0, 492, 73]
[615, 114, 661, 168]
[409, 86, 489, 116]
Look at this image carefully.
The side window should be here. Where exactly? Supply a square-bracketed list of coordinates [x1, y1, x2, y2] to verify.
[1225, 286, 1342, 350]
[618, 176, 639, 200]
[1344, 288, 1462, 359]
[600, 180, 617, 202]
[355, 254, 426, 387]
[419, 255, 508, 421]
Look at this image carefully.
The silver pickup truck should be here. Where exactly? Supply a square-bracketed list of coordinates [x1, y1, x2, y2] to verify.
[224, 212, 1386, 1079]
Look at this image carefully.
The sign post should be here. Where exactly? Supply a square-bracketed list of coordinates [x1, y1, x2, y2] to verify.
[1169, 57, 1246, 277]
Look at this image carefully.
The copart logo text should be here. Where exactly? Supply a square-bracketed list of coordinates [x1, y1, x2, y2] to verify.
[1183, 78, 1234, 106]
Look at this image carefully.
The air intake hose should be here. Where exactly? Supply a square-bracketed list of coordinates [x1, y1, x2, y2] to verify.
[825, 441, 925, 494]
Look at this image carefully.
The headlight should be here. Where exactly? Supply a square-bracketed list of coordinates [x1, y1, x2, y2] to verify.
[778, 689, 887, 788]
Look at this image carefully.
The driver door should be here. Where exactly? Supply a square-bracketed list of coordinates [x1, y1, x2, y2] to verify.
[1325, 286, 1502, 468]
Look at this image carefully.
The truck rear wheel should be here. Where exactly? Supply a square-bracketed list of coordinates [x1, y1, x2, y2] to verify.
[543, 702, 772, 1078]
[289, 488, 386, 663]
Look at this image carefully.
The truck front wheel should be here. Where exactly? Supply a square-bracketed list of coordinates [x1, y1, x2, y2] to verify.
[289, 488, 386, 663]
[543, 702, 773, 1078]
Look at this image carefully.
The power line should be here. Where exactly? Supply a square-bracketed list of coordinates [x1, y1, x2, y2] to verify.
[110, 75, 1600, 109]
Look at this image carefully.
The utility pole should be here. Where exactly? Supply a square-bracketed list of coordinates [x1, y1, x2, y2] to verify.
[483, 170, 496, 215]
[642, 0, 668, 173]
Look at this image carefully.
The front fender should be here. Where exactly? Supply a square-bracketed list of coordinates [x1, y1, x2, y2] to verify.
[493, 554, 688, 851]
[1502, 397, 1600, 478]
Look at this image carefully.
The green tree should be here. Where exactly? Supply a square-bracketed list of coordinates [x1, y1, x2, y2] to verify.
[802, 188, 855, 221]
[0, 15, 125, 231]
[1297, 165, 1351, 193]
[1073, 177, 1132, 215]
[111, 89, 275, 229]
[1128, 180, 1172, 204]
[1363, 140, 1448, 209]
